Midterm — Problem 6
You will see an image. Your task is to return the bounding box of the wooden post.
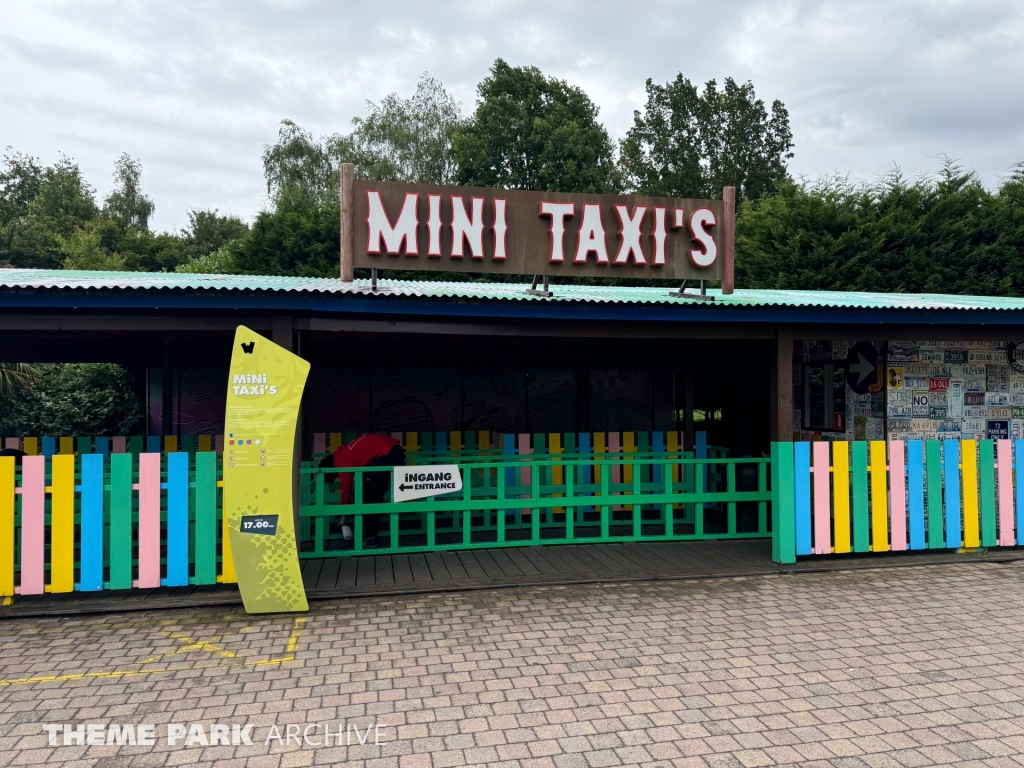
[272,315,293,351]
[771,326,794,442]
[339,163,355,282]
[722,186,735,295]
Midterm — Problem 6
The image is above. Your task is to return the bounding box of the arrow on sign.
[850,352,875,385]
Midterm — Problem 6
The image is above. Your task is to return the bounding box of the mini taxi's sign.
[223,326,309,614]
[393,465,463,503]
[348,179,729,282]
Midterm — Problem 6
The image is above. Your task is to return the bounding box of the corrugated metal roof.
[2,268,1024,312]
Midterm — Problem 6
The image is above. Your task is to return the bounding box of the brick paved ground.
[3,562,1024,767]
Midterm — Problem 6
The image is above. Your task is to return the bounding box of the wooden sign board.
[341,172,734,290]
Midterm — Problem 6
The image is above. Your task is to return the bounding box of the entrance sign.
[393,465,463,503]
[346,178,730,283]
[223,326,309,614]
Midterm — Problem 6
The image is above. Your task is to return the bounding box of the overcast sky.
[1,0,1022,232]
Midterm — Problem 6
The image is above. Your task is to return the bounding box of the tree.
[0,149,43,230]
[232,189,339,278]
[103,153,155,230]
[4,154,99,269]
[262,120,338,205]
[253,75,464,278]
[339,73,465,184]
[0,363,41,395]
[620,75,794,201]
[175,209,248,274]
[451,59,619,194]
[735,159,1024,295]
[0,363,144,437]
[180,209,249,260]
[262,75,465,205]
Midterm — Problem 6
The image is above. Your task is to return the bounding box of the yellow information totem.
[223,326,309,613]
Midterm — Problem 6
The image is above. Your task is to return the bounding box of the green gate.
[300,452,771,557]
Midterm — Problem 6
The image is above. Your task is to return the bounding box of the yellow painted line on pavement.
[0,616,306,687]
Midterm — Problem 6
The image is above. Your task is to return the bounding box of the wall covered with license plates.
[794,339,1024,443]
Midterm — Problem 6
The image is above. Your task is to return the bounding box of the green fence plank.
[771,442,796,564]
[979,439,997,548]
[108,453,133,589]
[194,452,218,585]
[926,440,944,548]
[127,435,143,457]
[851,441,870,553]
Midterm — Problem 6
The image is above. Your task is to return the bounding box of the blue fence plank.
[434,431,447,453]
[502,434,516,517]
[165,452,190,587]
[146,435,161,453]
[41,437,56,458]
[652,431,665,483]
[93,436,109,457]
[696,431,708,492]
[907,440,926,550]
[1016,440,1024,546]
[78,453,104,591]
[794,441,812,556]
[944,440,961,549]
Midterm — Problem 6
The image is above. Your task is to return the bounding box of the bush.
[0,364,144,436]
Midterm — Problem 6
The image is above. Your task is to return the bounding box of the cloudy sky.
[1,0,1022,231]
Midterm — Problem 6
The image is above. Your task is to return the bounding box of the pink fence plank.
[889,440,907,551]
[112,436,126,453]
[997,439,1015,546]
[313,433,326,454]
[517,434,532,485]
[18,455,46,595]
[137,453,162,588]
[4,438,19,450]
[214,435,224,453]
[609,432,622,485]
[812,442,832,554]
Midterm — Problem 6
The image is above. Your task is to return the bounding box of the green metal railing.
[299,453,771,558]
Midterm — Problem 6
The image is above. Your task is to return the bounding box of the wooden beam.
[721,186,735,295]
[0,315,270,332]
[339,163,355,282]
[772,326,794,442]
[307,317,776,340]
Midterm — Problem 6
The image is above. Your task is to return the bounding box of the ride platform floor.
[4,539,1024,618]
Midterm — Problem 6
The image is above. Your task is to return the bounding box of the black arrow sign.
[399,483,412,491]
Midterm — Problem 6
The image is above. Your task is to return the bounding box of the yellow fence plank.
[0,457,14,597]
[50,454,76,592]
[869,441,889,552]
[832,441,851,553]
[962,439,980,548]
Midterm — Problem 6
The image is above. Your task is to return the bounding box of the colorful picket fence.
[772,439,1022,564]
[313,430,722,464]
[0,452,228,598]
[1,435,224,456]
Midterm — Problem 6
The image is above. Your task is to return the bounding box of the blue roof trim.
[5,288,1024,326]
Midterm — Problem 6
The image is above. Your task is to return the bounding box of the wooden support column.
[161,340,173,436]
[771,326,794,442]
[684,365,694,452]
[339,163,355,282]
[272,315,293,352]
[721,186,735,295]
